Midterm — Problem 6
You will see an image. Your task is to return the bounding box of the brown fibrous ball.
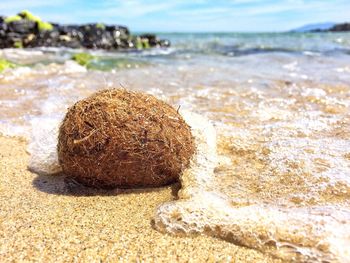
[57,89,195,189]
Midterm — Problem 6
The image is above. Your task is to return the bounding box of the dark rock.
[26,30,60,47]
[7,19,37,34]
[106,25,129,38]
[58,25,83,39]
[79,24,113,49]
[140,34,158,46]
[159,39,171,48]
[309,22,350,32]
[0,32,23,48]
[0,19,7,35]
[329,23,350,32]
[139,34,170,48]
[106,25,130,49]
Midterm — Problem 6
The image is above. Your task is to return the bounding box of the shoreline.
[0,135,277,262]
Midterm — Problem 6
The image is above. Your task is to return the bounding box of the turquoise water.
[159,32,350,56]
[2,32,350,67]
[1,32,350,262]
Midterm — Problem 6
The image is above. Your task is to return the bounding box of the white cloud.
[100,0,183,17]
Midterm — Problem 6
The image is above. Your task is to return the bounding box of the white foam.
[156,199,350,261]
[27,116,63,175]
[177,110,218,197]
[154,108,350,262]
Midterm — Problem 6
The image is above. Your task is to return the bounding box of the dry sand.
[0,135,279,262]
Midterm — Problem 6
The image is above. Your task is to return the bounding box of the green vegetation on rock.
[72,53,95,67]
[142,39,150,49]
[17,10,53,31]
[13,41,23,48]
[136,37,143,50]
[0,59,17,72]
[135,37,151,50]
[37,21,53,31]
[19,10,41,22]
[4,15,22,23]
[96,23,105,30]
[71,53,147,71]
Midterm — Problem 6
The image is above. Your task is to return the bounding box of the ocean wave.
[157,32,350,57]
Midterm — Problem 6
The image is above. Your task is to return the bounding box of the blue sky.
[0,0,349,32]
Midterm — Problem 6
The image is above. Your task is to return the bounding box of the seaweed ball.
[58,88,195,189]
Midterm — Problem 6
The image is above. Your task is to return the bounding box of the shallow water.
[1,32,350,262]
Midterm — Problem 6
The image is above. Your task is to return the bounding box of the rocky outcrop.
[309,22,350,32]
[0,11,170,50]
[328,23,350,32]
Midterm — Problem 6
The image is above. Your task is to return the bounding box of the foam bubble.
[27,116,63,175]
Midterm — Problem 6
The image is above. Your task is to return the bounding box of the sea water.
[1,32,350,262]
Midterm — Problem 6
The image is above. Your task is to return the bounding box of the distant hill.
[291,22,335,32]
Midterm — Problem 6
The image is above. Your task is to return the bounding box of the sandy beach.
[0,135,278,262]
[0,2,350,261]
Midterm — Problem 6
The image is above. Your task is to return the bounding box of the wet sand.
[0,135,278,262]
